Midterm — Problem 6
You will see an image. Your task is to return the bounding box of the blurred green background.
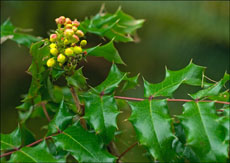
[1,1,229,162]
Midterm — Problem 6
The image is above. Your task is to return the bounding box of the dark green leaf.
[83,93,119,144]
[66,67,87,90]
[48,99,73,135]
[80,7,144,43]
[87,40,125,65]
[1,18,41,47]
[20,124,36,146]
[127,100,176,161]
[0,126,21,150]
[9,141,58,162]
[92,64,126,94]
[218,108,230,142]
[120,73,140,92]
[190,72,229,99]
[144,61,205,97]
[54,124,116,162]
[180,102,228,162]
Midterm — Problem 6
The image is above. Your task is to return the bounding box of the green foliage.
[1,6,229,163]
[9,141,58,162]
[79,7,145,42]
[128,100,176,161]
[54,124,116,162]
[87,40,125,65]
[180,102,228,162]
[0,19,41,47]
[144,61,205,97]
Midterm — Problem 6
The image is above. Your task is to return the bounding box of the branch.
[69,86,87,130]
[0,133,60,158]
[116,142,138,163]
[41,102,51,122]
[114,96,230,105]
[70,86,82,114]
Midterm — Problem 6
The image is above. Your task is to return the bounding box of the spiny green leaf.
[120,73,140,92]
[83,93,119,144]
[66,67,87,90]
[144,61,205,97]
[48,99,73,135]
[127,100,176,161]
[54,124,116,162]
[190,72,229,99]
[180,102,228,162]
[208,90,230,102]
[92,64,126,94]
[218,108,230,142]
[0,126,21,150]
[1,18,41,47]
[9,141,58,162]
[87,40,125,65]
[20,124,36,146]
[80,7,144,43]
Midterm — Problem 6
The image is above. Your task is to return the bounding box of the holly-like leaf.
[120,73,140,92]
[180,102,228,162]
[83,93,119,144]
[80,7,144,43]
[92,64,126,94]
[66,67,87,90]
[144,61,205,97]
[190,72,229,99]
[218,108,230,142]
[20,124,36,146]
[9,141,58,162]
[0,126,21,150]
[54,124,116,162]
[87,40,125,65]
[48,99,73,135]
[208,90,230,102]
[127,100,176,161]
[1,18,41,47]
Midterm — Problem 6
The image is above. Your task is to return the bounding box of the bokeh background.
[1,1,229,162]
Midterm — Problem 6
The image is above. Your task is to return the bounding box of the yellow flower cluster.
[47,16,87,68]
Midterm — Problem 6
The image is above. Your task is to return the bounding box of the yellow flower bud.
[47,58,56,67]
[57,54,66,63]
[64,39,69,45]
[65,48,74,56]
[50,48,58,56]
[73,46,82,54]
[49,43,57,49]
[80,40,87,47]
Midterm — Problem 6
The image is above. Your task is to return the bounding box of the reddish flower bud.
[72,34,79,43]
[50,34,57,42]
[65,18,72,24]
[72,19,80,27]
[55,16,65,24]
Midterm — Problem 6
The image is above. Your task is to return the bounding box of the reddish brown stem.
[0,133,60,158]
[70,86,87,130]
[41,102,51,122]
[116,142,138,163]
[70,86,82,114]
[114,96,230,105]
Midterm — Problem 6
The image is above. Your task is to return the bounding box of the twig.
[114,96,230,105]
[0,133,60,158]
[70,86,82,114]
[116,142,138,163]
[69,86,87,130]
[41,102,51,122]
